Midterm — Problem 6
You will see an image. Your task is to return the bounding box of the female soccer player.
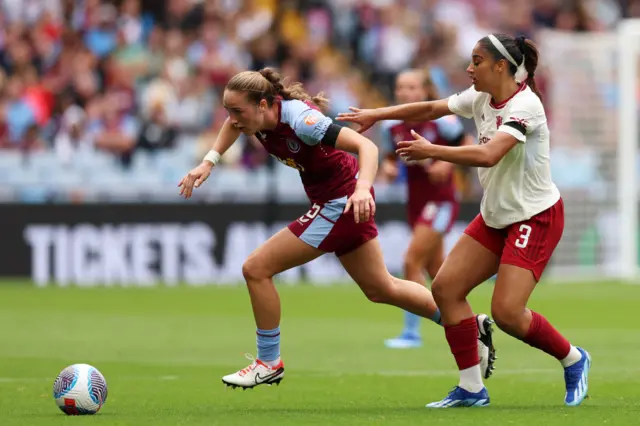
[178,68,495,389]
[338,34,591,408]
[380,68,476,350]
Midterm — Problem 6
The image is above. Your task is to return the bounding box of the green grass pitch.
[0,280,638,425]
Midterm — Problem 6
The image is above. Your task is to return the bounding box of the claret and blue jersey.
[254,99,359,204]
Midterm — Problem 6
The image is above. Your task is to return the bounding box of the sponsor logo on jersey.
[270,154,305,171]
[286,139,301,153]
[304,114,319,126]
[496,116,503,128]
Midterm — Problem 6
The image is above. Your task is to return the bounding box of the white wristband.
[203,150,221,166]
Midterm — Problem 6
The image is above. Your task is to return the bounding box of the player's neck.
[490,80,521,106]
[262,104,280,130]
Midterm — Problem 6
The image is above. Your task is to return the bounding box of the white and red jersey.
[448,84,560,229]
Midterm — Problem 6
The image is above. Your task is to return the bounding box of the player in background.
[178,68,495,390]
[338,34,591,408]
[379,69,481,350]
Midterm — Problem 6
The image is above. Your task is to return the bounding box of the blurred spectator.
[53,91,92,165]
[0,0,629,202]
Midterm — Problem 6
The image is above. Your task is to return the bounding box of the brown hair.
[418,68,440,101]
[226,67,329,110]
[478,34,541,100]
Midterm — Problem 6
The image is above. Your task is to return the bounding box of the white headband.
[487,34,528,83]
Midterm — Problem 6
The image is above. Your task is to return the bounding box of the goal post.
[537,24,639,282]
[617,19,639,282]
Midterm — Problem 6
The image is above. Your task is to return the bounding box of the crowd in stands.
[0,0,634,202]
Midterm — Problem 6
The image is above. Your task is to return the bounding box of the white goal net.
[538,23,639,282]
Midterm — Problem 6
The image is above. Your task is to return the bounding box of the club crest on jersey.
[286,139,301,153]
[496,116,503,128]
[424,129,436,141]
[304,114,318,126]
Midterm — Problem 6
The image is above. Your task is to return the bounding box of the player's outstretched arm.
[179,118,241,198]
[336,99,453,134]
[397,130,518,168]
[334,126,378,223]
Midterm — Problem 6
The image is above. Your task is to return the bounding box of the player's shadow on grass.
[235,404,604,415]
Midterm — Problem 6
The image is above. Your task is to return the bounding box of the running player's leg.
[386,202,456,348]
[493,199,590,406]
[385,224,444,348]
[425,214,502,408]
[222,227,323,389]
[338,234,497,382]
[338,237,440,318]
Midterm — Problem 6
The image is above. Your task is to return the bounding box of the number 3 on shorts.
[515,224,532,248]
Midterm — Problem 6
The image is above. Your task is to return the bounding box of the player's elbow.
[478,148,501,167]
[364,138,379,158]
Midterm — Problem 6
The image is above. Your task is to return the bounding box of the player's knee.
[491,300,525,334]
[241,255,270,282]
[362,277,395,304]
[403,253,422,276]
[431,275,453,306]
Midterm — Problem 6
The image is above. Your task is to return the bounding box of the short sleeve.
[281,100,332,146]
[447,86,478,119]
[434,115,465,145]
[497,94,544,143]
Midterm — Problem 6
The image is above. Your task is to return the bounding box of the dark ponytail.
[479,34,542,100]
[515,36,542,100]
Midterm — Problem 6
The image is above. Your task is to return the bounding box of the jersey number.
[515,224,532,248]
[299,203,321,223]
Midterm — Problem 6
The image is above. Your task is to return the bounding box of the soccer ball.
[53,364,108,415]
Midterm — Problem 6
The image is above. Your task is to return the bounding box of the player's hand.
[427,160,452,184]
[396,129,434,162]
[336,107,379,134]
[344,184,376,224]
[178,161,214,199]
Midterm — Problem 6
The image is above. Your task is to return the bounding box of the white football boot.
[222,354,285,389]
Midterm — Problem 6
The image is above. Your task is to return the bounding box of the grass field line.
[1,365,636,384]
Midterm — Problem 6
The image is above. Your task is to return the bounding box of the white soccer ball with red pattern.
[53,364,108,415]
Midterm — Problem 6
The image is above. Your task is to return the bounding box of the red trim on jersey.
[490,83,527,109]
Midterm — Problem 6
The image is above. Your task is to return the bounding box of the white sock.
[262,357,281,368]
[458,365,484,393]
[560,346,582,368]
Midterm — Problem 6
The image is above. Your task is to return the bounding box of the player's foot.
[426,386,490,408]
[564,347,591,406]
[222,354,284,389]
[477,314,497,379]
[384,332,422,349]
